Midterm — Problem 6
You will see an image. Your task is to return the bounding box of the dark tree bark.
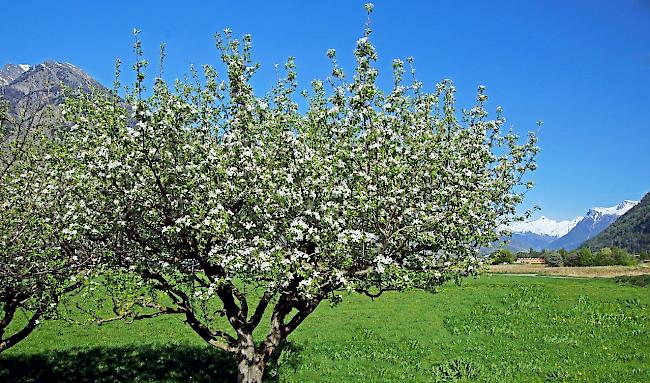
[0,293,44,353]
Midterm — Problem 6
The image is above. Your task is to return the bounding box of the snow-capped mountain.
[584,193,650,253]
[0,63,30,85]
[587,200,638,221]
[500,216,582,252]
[548,200,639,250]
[498,200,639,253]
[509,216,582,237]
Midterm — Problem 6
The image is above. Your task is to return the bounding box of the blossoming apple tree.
[0,102,87,353]
[62,5,537,382]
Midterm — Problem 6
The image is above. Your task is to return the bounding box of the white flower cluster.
[1,121,93,341]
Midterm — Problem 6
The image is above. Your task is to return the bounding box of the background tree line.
[490,247,647,267]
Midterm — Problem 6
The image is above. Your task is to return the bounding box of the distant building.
[516,257,546,265]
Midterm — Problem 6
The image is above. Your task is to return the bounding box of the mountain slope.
[549,200,639,251]
[0,64,30,85]
[583,193,650,253]
[1,61,104,115]
[505,232,557,252]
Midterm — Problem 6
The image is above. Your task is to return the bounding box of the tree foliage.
[0,101,86,353]
[544,252,563,267]
[490,249,515,264]
[558,247,638,267]
[61,6,537,382]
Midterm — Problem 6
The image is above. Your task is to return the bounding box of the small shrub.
[491,249,515,264]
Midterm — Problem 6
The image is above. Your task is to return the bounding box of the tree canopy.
[58,6,537,382]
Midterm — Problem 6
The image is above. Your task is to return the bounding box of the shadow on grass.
[614,274,650,287]
[0,343,237,383]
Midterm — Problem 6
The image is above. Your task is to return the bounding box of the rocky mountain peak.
[0,63,31,86]
[1,60,105,114]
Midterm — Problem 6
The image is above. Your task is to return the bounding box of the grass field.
[1,274,648,382]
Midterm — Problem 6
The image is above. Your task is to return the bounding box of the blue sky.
[2,0,648,220]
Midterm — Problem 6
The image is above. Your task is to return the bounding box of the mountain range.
[505,216,581,252]
[506,200,639,252]
[583,192,650,254]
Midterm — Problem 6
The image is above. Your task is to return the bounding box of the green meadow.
[2,274,648,383]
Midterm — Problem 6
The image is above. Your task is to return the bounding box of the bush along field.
[1,274,648,383]
[489,247,646,268]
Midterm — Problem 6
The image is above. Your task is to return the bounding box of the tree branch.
[0,307,43,353]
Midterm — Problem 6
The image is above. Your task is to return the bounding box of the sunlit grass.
[2,275,648,382]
